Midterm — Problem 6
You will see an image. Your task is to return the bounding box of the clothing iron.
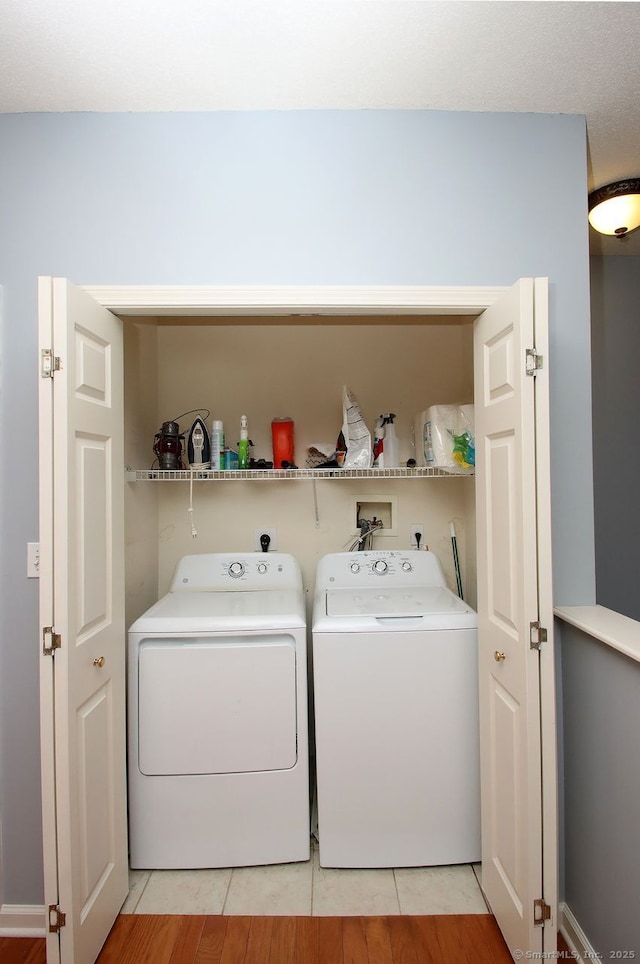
[187,417,211,469]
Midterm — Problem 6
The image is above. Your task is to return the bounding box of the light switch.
[27,542,40,578]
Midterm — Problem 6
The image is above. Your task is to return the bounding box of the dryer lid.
[129,588,306,633]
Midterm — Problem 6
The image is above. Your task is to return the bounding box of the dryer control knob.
[228,561,245,578]
[350,562,360,573]
[401,561,413,572]
[372,559,388,574]
[257,563,268,574]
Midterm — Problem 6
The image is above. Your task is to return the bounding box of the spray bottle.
[238,415,250,469]
[382,413,399,467]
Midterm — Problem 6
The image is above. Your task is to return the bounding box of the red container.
[272,417,295,468]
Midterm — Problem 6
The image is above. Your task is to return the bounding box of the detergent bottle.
[272,417,295,468]
[238,415,250,469]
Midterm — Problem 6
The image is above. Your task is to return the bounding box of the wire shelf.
[127,467,473,482]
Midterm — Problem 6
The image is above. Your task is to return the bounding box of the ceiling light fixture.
[588,178,640,238]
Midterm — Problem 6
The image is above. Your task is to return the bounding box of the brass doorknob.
[93,656,106,668]
[494,651,506,662]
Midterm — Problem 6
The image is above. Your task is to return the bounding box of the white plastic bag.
[423,404,475,473]
[342,386,373,469]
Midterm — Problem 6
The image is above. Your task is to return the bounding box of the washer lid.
[129,588,306,633]
[326,585,468,617]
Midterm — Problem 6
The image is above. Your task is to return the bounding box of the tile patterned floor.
[122,844,487,916]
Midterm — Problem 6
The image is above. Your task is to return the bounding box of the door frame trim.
[76,281,556,944]
[82,284,507,316]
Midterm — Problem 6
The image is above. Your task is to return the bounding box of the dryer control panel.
[169,552,302,591]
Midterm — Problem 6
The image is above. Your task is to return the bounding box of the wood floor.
[0,935,46,964]
[1,914,514,963]
[1,915,574,963]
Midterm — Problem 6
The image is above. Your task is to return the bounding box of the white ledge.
[554,605,640,665]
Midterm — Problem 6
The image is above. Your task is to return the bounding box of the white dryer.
[128,552,309,869]
[312,549,480,869]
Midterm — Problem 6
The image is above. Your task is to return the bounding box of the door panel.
[490,678,521,906]
[77,684,114,906]
[487,433,518,626]
[39,277,127,964]
[77,434,110,633]
[474,278,552,955]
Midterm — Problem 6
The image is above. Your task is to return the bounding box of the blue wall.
[0,110,593,903]
[562,622,640,953]
[557,254,640,954]
[590,255,640,618]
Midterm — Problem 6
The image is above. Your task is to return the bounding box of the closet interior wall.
[123,317,477,626]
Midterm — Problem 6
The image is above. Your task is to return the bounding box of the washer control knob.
[401,561,413,572]
[257,563,268,574]
[228,561,245,578]
[350,562,360,573]
[372,559,388,574]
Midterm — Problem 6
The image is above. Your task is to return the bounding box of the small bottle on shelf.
[210,419,224,470]
[238,415,250,469]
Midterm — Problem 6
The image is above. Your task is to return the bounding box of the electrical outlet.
[254,528,277,552]
[27,542,40,578]
[410,524,424,548]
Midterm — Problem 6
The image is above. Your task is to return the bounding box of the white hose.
[188,471,198,538]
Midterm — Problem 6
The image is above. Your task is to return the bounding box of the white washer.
[312,549,480,868]
[128,552,309,869]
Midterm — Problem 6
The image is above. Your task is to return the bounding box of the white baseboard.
[560,901,599,964]
[0,903,47,936]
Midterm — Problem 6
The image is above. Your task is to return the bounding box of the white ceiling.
[2,0,639,254]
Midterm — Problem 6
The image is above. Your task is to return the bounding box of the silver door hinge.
[530,621,548,650]
[48,904,66,933]
[41,348,61,378]
[533,898,551,926]
[525,348,543,375]
[43,626,62,656]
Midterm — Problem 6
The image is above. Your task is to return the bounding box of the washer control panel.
[317,549,446,590]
